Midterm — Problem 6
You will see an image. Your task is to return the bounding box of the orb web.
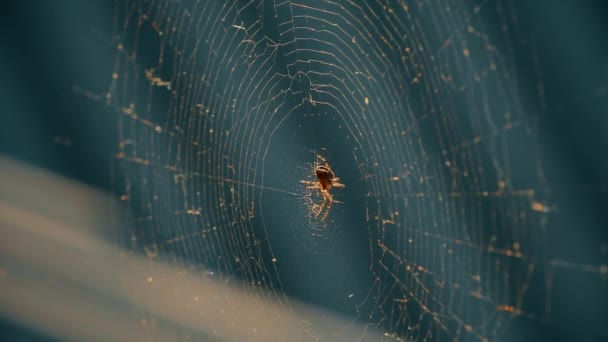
[100,0,608,341]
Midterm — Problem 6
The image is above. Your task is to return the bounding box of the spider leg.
[320,192,333,221]
[316,189,328,218]
[331,178,346,188]
[300,180,317,185]
[300,180,320,190]
[313,152,328,164]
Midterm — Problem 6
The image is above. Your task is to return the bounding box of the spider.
[300,153,345,221]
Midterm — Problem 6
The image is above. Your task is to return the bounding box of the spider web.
[98,0,608,340]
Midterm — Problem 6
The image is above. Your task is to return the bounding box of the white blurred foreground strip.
[0,156,383,341]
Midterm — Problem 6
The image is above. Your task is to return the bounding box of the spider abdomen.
[315,166,334,180]
[315,166,334,189]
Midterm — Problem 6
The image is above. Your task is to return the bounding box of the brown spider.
[300,153,345,221]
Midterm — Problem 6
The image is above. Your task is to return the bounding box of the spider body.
[300,153,345,221]
[315,165,335,189]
